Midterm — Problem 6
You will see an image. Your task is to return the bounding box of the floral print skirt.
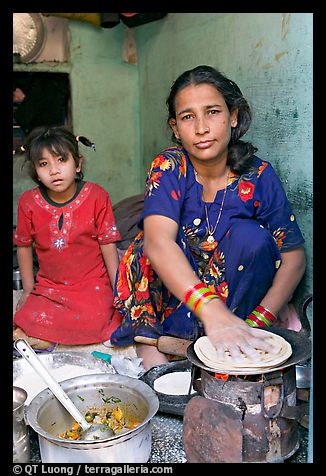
[111,219,281,346]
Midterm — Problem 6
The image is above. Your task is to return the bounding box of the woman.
[110,65,306,369]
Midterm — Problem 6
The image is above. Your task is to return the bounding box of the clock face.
[13,13,46,63]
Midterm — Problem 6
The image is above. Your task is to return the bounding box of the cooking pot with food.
[26,373,159,463]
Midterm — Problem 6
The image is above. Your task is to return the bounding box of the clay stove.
[184,328,310,463]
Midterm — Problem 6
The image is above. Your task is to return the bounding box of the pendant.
[207,235,215,244]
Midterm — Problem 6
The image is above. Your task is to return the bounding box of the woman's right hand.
[142,217,277,361]
[200,299,276,362]
[16,290,31,311]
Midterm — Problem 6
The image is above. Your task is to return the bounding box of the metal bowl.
[141,360,198,416]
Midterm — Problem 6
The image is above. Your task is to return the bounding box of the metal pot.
[13,386,30,463]
[26,373,159,463]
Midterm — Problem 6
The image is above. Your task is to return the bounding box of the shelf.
[13,62,71,73]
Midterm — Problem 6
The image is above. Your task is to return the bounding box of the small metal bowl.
[140,359,198,416]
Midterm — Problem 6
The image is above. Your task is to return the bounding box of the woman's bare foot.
[136,343,169,370]
[13,327,54,350]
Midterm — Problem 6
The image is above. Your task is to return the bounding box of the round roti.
[194,330,292,375]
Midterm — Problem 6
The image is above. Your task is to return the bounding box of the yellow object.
[42,13,101,28]
[112,406,123,422]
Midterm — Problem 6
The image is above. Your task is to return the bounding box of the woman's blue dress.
[111,146,304,346]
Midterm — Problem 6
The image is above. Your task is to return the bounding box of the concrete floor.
[27,412,308,463]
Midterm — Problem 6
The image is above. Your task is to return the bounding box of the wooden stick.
[134,336,158,346]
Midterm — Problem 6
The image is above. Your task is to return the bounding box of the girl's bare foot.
[13,327,54,350]
[136,343,169,370]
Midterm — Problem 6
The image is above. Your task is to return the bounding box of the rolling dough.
[154,371,195,395]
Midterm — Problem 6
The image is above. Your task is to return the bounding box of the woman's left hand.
[201,299,276,361]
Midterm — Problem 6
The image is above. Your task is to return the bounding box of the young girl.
[110,65,306,369]
[13,126,122,349]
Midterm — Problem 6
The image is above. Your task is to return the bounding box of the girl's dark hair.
[166,65,257,174]
[14,126,95,184]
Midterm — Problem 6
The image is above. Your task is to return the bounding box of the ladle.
[14,339,114,441]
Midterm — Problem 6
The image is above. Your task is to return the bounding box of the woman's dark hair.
[166,65,257,174]
[14,126,95,184]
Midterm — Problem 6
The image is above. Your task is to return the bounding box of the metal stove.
[184,328,311,463]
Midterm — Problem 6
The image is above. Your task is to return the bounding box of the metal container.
[13,351,114,405]
[26,373,159,463]
[295,364,311,389]
[13,386,30,463]
[13,269,23,290]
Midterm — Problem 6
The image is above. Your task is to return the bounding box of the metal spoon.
[14,339,114,441]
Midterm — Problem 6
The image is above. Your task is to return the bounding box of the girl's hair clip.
[13,144,26,156]
[76,135,96,151]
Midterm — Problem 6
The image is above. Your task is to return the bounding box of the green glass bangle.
[252,309,271,327]
[194,294,219,315]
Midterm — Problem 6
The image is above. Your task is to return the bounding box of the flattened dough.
[154,371,195,395]
[194,330,292,375]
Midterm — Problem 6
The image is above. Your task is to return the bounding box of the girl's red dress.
[13,182,122,344]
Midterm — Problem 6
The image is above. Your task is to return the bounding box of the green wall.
[13,21,142,221]
[68,21,141,203]
[13,13,312,298]
[135,12,313,298]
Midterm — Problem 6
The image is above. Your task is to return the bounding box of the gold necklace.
[195,170,229,244]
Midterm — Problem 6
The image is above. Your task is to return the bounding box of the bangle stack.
[183,283,219,315]
[245,305,277,328]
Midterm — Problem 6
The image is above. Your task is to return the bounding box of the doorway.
[13,72,71,152]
